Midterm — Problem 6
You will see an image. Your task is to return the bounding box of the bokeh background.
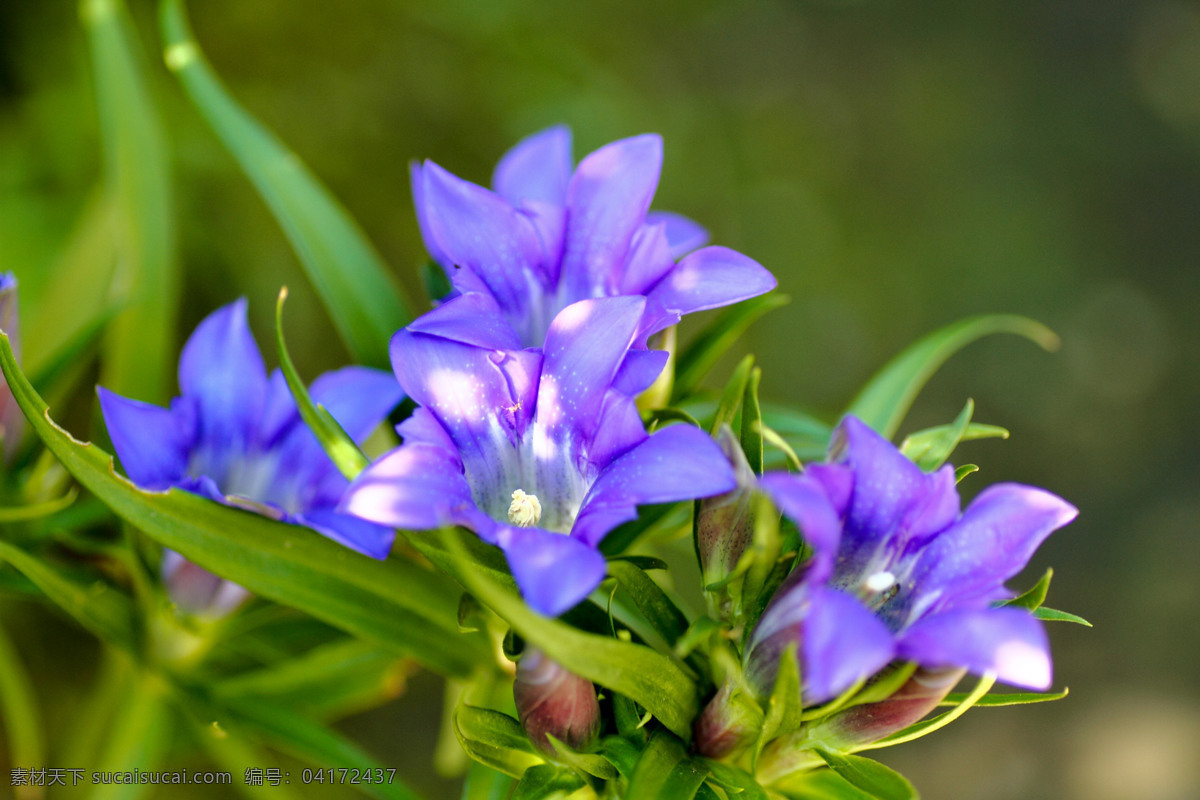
[2,1,1198,798]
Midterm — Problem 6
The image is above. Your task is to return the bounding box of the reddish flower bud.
[513,647,600,753]
[0,273,23,463]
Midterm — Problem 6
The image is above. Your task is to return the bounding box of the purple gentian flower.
[409,126,776,354]
[98,300,403,569]
[747,416,1077,703]
[339,295,737,616]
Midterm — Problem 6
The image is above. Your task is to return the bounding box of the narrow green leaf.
[606,560,690,646]
[83,0,178,404]
[600,736,642,778]
[1000,568,1052,611]
[90,670,172,800]
[846,315,1059,439]
[709,356,754,436]
[0,488,78,523]
[419,260,453,305]
[1033,607,1092,627]
[437,528,700,739]
[185,719,305,800]
[454,705,544,779]
[740,367,764,475]
[861,673,995,750]
[0,539,137,651]
[461,762,516,800]
[938,687,1068,707]
[814,750,918,800]
[774,768,876,800]
[675,294,790,401]
[646,407,703,432]
[0,334,485,677]
[0,622,44,787]
[627,730,709,800]
[704,761,770,800]
[275,287,369,479]
[755,643,804,768]
[900,400,974,471]
[953,465,979,483]
[673,616,721,660]
[160,0,410,367]
[758,422,804,472]
[547,736,620,781]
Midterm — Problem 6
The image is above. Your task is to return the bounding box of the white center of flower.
[864,570,897,593]
[508,489,543,528]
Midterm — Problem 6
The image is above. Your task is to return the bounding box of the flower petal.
[644,211,709,259]
[612,349,669,397]
[586,391,648,470]
[898,607,1053,690]
[492,125,573,207]
[422,161,546,316]
[912,483,1078,610]
[98,388,193,490]
[574,423,735,547]
[647,246,776,317]
[295,507,396,560]
[561,134,663,299]
[339,443,482,534]
[759,470,848,584]
[410,161,451,268]
[406,291,522,351]
[177,299,269,476]
[620,222,676,296]
[496,525,608,616]
[309,366,405,443]
[536,297,644,446]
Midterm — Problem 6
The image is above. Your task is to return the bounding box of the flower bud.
[162,550,249,618]
[513,647,600,753]
[693,679,764,759]
[0,273,24,463]
[697,427,757,605]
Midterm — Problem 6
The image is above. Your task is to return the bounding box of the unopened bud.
[697,427,757,602]
[162,550,249,618]
[693,679,764,759]
[513,647,600,753]
[0,273,23,463]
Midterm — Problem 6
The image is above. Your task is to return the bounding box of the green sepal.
[510,764,585,800]
[740,367,765,475]
[753,642,805,768]
[1033,607,1092,626]
[274,287,369,480]
[710,356,755,436]
[605,559,690,646]
[953,465,979,483]
[626,730,710,800]
[704,761,771,800]
[814,749,918,800]
[846,315,1058,439]
[899,400,1010,472]
[160,0,410,368]
[547,735,620,781]
[938,687,1068,707]
[674,294,790,401]
[1000,568,1052,611]
[454,705,545,779]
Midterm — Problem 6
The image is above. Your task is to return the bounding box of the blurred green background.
[2,1,1197,798]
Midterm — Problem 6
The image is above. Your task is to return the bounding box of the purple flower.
[410,126,776,352]
[339,295,737,616]
[747,415,1077,704]
[98,300,403,568]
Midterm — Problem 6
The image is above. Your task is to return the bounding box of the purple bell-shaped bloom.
[409,126,776,352]
[98,300,402,613]
[746,415,1078,705]
[339,295,737,616]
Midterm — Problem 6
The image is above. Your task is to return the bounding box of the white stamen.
[508,489,542,528]
[865,570,897,593]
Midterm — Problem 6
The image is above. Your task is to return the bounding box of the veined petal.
[644,211,709,259]
[620,222,675,296]
[912,483,1078,610]
[422,161,545,317]
[493,125,573,207]
[573,423,735,547]
[98,388,193,490]
[536,297,644,445]
[647,246,776,317]
[898,607,1052,690]
[406,292,522,353]
[561,134,663,299]
[177,299,269,473]
[339,443,480,532]
[496,525,608,616]
[802,587,897,703]
[295,507,396,561]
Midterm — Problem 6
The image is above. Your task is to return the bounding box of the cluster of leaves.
[0,2,1087,799]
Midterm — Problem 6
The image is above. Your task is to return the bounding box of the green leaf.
[740,367,764,475]
[510,764,585,800]
[814,750,918,800]
[646,407,703,432]
[755,643,804,767]
[0,333,485,677]
[674,616,721,660]
[274,287,370,479]
[674,294,790,401]
[938,687,1068,707]
[436,528,700,739]
[419,260,454,306]
[627,730,709,800]
[547,736,620,781]
[0,538,137,651]
[160,0,410,368]
[1033,607,1092,626]
[759,404,833,460]
[900,403,1009,473]
[0,622,44,788]
[90,670,173,800]
[846,315,1059,439]
[461,762,516,800]
[774,768,876,800]
[605,559,690,646]
[758,422,804,472]
[704,761,770,800]
[709,356,754,436]
[454,705,544,779]
[83,0,178,404]
[1000,568,1052,611]
[0,488,78,523]
[953,465,979,483]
